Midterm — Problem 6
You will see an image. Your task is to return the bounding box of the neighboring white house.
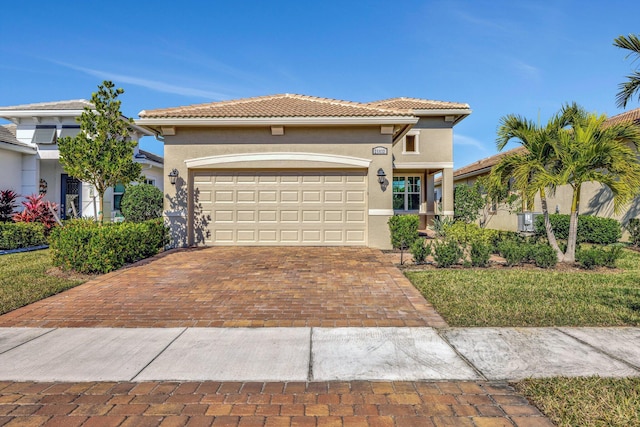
[0,100,164,220]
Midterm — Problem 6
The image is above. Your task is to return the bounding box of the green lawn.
[516,377,640,427]
[0,249,87,315]
[406,248,640,327]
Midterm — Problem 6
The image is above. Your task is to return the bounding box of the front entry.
[60,174,81,219]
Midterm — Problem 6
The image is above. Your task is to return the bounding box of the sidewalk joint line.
[0,328,56,356]
[129,327,188,381]
[308,327,314,381]
[555,327,640,372]
[437,327,488,381]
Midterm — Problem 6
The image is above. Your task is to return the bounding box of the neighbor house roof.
[136,149,164,165]
[0,100,93,111]
[0,124,36,153]
[604,107,640,127]
[367,97,470,110]
[139,93,415,119]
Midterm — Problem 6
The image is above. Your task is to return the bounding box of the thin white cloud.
[54,61,229,100]
[454,134,487,151]
[513,60,541,80]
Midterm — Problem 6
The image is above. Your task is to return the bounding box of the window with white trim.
[393,176,421,211]
[403,132,419,154]
[144,179,156,186]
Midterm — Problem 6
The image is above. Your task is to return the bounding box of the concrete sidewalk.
[1,327,638,382]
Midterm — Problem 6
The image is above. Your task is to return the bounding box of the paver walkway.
[0,247,445,328]
[0,381,553,427]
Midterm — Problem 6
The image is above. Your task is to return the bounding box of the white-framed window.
[403,132,419,154]
[144,179,156,186]
[393,175,421,211]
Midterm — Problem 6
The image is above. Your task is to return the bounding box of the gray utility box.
[517,212,541,233]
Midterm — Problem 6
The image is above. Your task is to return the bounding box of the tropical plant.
[57,81,142,223]
[0,190,18,222]
[554,110,640,261]
[388,214,419,265]
[491,104,580,261]
[614,34,640,108]
[13,194,58,232]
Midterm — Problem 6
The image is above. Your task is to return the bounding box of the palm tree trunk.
[565,185,581,263]
[539,188,563,261]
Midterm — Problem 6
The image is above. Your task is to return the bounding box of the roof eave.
[135,116,419,127]
[0,109,89,119]
[412,108,472,125]
[0,141,37,154]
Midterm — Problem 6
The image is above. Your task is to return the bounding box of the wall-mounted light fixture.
[377,168,386,185]
[168,168,179,185]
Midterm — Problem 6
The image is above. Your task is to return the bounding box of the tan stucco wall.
[392,117,454,164]
[163,125,396,248]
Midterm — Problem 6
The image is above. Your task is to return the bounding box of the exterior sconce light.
[377,168,386,185]
[168,168,179,185]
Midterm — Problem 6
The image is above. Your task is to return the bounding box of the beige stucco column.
[442,167,454,218]
[425,171,435,226]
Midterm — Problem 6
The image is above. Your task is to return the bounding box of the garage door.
[193,170,367,246]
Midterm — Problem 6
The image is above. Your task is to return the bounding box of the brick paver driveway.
[0,247,445,328]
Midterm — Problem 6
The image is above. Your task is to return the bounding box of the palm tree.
[491,105,579,261]
[614,34,640,108]
[554,109,640,261]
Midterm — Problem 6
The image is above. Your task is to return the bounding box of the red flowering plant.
[13,194,59,233]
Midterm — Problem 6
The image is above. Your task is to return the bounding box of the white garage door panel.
[193,170,367,246]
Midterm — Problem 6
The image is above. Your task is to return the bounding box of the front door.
[60,174,81,219]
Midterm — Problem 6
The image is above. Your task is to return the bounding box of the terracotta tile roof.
[139,94,416,119]
[452,146,527,179]
[368,97,470,110]
[604,107,640,127]
[0,100,93,111]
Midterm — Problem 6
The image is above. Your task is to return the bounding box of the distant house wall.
[0,149,25,194]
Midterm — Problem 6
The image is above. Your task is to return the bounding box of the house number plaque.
[372,146,388,155]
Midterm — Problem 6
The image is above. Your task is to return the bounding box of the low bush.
[432,239,463,268]
[50,218,167,274]
[625,218,640,247]
[429,216,453,237]
[410,238,431,264]
[534,214,621,244]
[120,183,163,223]
[469,239,491,267]
[497,240,527,266]
[576,245,624,269]
[443,222,485,244]
[532,244,557,269]
[0,190,18,222]
[0,222,47,250]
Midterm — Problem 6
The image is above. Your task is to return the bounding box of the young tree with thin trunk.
[58,81,142,223]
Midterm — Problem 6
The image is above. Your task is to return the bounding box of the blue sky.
[1,0,638,168]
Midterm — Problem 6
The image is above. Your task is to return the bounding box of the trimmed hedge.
[121,183,163,223]
[388,215,419,249]
[50,218,168,273]
[534,214,621,244]
[0,222,47,250]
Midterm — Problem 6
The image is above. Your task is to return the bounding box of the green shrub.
[444,222,485,244]
[50,218,168,273]
[533,244,557,269]
[0,222,47,250]
[625,218,640,247]
[534,214,621,244]
[410,238,431,264]
[576,245,623,269]
[120,183,163,223]
[432,239,463,268]
[469,239,491,267]
[497,240,526,266]
[430,216,453,238]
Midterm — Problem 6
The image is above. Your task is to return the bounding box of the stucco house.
[0,100,164,220]
[136,94,470,249]
[444,108,640,235]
